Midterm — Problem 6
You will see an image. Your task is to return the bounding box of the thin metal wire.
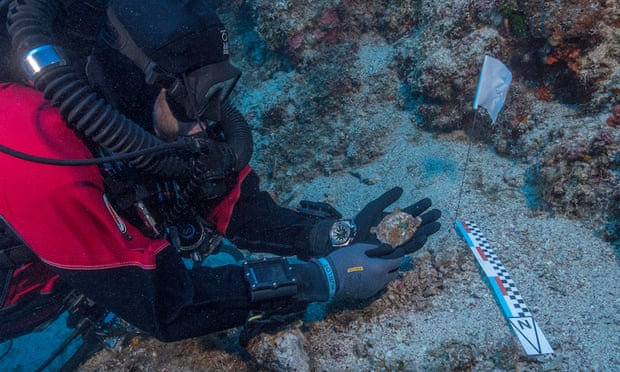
[453,109,479,223]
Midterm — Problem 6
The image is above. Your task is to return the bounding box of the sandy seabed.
[81,108,619,371]
[295,127,619,371]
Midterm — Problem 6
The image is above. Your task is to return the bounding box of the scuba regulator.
[4,0,253,261]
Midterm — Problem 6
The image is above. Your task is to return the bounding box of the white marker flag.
[473,55,512,124]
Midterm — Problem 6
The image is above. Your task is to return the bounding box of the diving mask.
[103,0,241,122]
[169,60,241,123]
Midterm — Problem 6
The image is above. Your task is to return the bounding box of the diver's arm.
[49,247,250,341]
[223,172,442,261]
[223,170,335,259]
[48,244,337,342]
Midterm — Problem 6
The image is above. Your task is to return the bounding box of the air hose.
[219,100,253,172]
[6,0,254,229]
[6,0,191,177]
[165,102,252,224]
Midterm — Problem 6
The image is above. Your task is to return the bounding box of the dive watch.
[329,219,357,247]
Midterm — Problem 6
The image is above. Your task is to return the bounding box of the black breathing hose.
[6,0,254,222]
[6,0,191,177]
[165,103,253,223]
[0,139,196,166]
[6,0,253,179]
[219,101,253,172]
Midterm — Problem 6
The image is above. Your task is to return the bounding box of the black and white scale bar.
[455,220,554,355]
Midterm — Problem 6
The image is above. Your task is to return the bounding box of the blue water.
[0,312,83,371]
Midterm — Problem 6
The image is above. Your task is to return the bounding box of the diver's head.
[88,0,240,124]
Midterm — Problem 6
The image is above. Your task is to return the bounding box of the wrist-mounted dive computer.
[243,257,298,302]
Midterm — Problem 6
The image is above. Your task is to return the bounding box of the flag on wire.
[473,55,512,124]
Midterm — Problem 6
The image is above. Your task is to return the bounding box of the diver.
[0,0,441,367]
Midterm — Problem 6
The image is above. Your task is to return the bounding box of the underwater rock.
[425,340,479,371]
[245,326,310,372]
[525,124,620,219]
[248,0,422,62]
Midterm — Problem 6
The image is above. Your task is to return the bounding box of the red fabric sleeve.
[0,84,266,341]
[2,262,62,307]
[207,165,252,234]
[0,83,169,270]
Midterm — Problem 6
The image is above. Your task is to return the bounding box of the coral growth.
[245,325,310,372]
[525,124,620,220]
[520,0,620,108]
[79,330,252,371]
[217,0,620,235]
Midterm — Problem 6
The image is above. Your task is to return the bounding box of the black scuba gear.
[103,0,242,123]
[6,0,189,177]
[0,138,195,166]
[6,0,252,178]
[6,0,253,234]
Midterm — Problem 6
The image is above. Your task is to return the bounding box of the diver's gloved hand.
[314,243,402,300]
[307,187,441,259]
[353,187,441,258]
[295,243,402,301]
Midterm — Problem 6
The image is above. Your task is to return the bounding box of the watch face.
[330,220,356,247]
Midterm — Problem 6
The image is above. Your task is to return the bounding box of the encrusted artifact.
[370,207,421,248]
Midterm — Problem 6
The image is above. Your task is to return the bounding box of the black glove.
[307,187,441,258]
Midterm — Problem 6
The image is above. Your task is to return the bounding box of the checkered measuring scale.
[455,220,554,355]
